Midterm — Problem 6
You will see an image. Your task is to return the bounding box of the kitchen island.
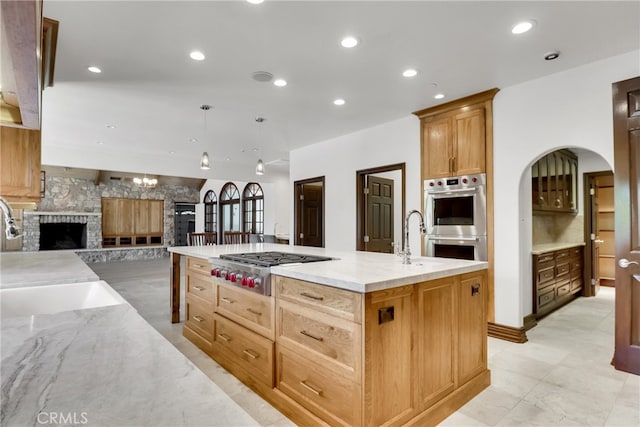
[0,251,259,426]
[168,243,490,426]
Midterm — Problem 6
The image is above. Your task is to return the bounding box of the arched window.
[203,190,217,234]
[220,183,240,234]
[243,183,264,234]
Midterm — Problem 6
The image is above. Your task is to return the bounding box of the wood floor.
[90,258,639,427]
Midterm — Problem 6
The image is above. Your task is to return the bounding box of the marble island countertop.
[1,304,259,426]
[168,243,488,293]
[0,251,99,289]
[531,242,585,255]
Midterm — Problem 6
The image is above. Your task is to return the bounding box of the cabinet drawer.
[556,282,571,297]
[570,277,583,292]
[569,258,582,275]
[537,266,555,285]
[538,288,555,308]
[186,297,214,341]
[212,314,274,387]
[275,276,362,323]
[555,249,570,261]
[555,263,570,277]
[276,346,359,427]
[187,273,214,306]
[187,256,211,276]
[277,300,360,379]
[216,283,274,339]
[537,253,555,264]
[569,246,582,257]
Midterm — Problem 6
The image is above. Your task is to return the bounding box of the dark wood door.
[591,178,601,295]
[366,176,394,253]
[295,180,324,247]
[612,76,640,375]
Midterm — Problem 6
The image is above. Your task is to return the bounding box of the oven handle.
[428,236,480,242]
[426,187,478,195]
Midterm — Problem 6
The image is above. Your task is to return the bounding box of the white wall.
[290,116,420,251]
[494,50,639,327]
[195,176,290,237]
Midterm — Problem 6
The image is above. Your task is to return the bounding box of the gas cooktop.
[219,251,333,267]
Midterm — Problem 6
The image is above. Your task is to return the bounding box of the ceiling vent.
[252,71,273,82]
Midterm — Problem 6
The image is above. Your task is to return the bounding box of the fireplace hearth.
[40,223,87,250]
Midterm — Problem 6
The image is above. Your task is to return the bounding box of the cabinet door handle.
[452,157,456,172]
[193,315,205,322]
[221,297,234,304]
[300,292,324,301]
[193,264,204,268]
[243,349,259,359]
[193,285,205,291]
[217,333,232,342]
[300,330,324,342]
[299,380,322,396]
[246,308,262,316]
[449,157,453,173]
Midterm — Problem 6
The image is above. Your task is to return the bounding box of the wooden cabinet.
[532,149,578,213]
[533,245,583,318]
[101,198,163,246]
[0,126,41,202]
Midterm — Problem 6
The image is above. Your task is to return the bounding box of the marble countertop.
[532,242,585,255]
[1,304,258,426]
[0,252,99,289]
[168,243,488,293]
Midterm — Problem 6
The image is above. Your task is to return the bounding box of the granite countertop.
[0,252,99,289]
[531,242,585,255]
[1,304,258,426]
[168,243,488,293]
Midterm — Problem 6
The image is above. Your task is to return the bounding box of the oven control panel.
[424,173,486,191]
[210,261,271,296]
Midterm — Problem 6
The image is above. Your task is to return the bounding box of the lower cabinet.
[533,245,584,318]
[182,257,489,427]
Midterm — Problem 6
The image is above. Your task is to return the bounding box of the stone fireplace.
[23,212,101,252]
[40,223,87,250]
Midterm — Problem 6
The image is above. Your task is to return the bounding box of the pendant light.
[255,117,265,176]
[199,104,212,170]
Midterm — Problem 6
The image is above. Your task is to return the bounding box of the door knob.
[618,258,639,268]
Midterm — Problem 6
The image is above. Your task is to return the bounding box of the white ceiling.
[41,1,640,183]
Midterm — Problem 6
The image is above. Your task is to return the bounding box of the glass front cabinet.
[531,149,578,214]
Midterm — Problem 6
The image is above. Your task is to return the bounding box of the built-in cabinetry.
[0,126,41,203]
[101,198,163,246]
[533,245,583,318]
[531,149,578,214]
[182,256,489,427]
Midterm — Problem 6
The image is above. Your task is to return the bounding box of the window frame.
[219,182,241,235]
[242,182,264,234]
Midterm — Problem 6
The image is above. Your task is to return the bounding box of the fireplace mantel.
[24,211,101,216]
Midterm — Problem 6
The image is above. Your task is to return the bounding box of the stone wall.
[22,175,200,261]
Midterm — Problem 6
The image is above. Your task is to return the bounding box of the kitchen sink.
[0,280,128,319]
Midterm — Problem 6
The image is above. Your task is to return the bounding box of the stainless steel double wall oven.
[424,173,487,261]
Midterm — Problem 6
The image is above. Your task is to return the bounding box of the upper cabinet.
[0,126,41,203]
[414,89,498,180]
[531,149,578,214]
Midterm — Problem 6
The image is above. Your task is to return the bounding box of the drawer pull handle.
[243,349,259,359]
[246,308,262,316]
[217,333,232,342]
[299,380,322,396]
[300,330,324,342]
[193,264,204,268]
[193,315,205,323]
[300,292,324,301]
[193,285,205,291]
[221,297,234,304]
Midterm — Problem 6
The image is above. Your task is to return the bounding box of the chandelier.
[133,175,158,188]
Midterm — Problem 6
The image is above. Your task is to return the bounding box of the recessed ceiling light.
[189,138,198,143]
[96,141,104,145]
[169,151,175,155]
[544,51,560,61]
[273,79,287,87]
[402,69,418,78]
[225,157,231,161]
[511,20,535,35]
[106,124,116,129]
[88,66,101,73]
[340,36,359,48]
[434,93,445,100]
[333,98,346,106]
[189,51,205,61]
[247,0,264,4]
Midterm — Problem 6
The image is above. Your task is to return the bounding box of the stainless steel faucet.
[0,196,23,239]
[398,209,427,264]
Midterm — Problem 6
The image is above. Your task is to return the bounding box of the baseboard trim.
[488,322,528,343]
[523,314,538,331]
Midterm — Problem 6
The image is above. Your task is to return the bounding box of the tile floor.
[90,258,639,427]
